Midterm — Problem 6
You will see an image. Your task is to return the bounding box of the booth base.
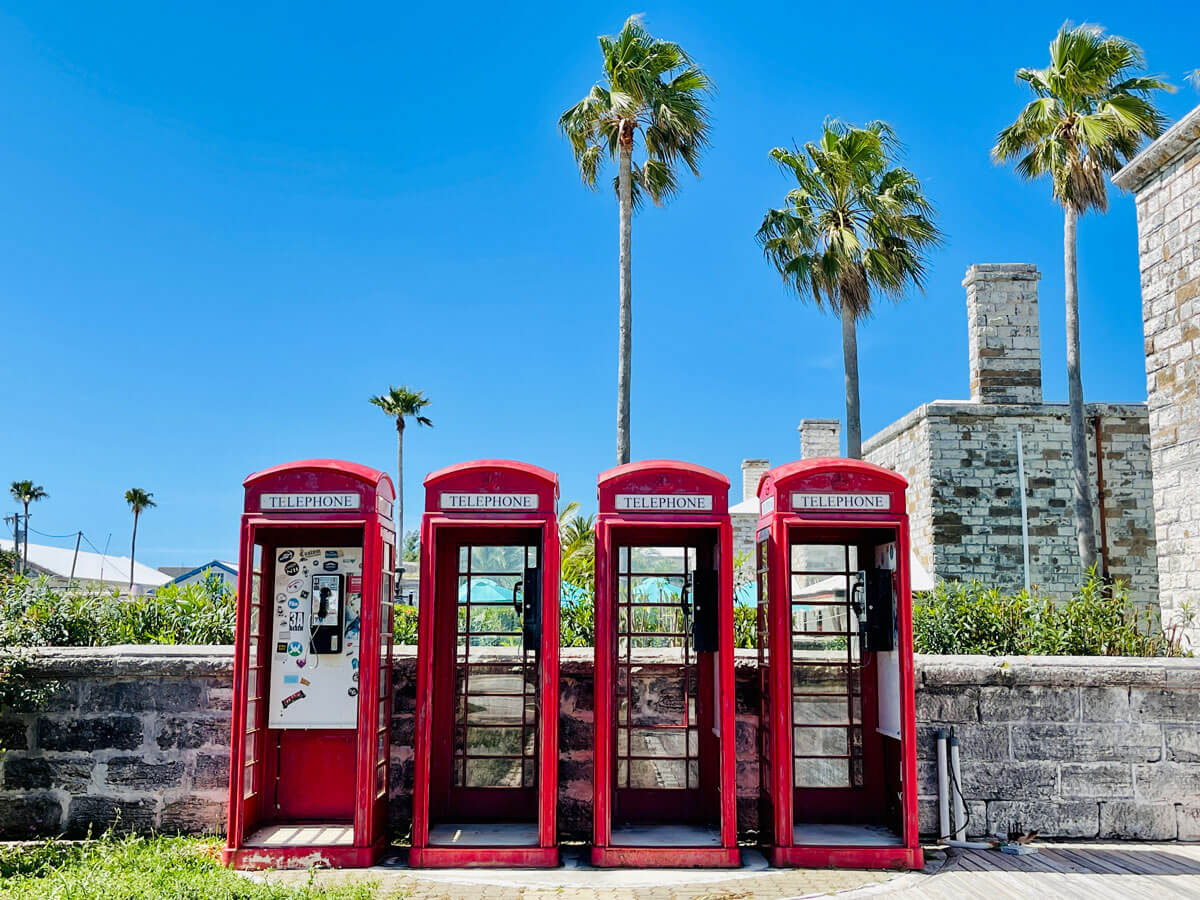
[765,840,923,871]
[223,824,386,870]
[591,846,741,868]
[414,825,557,868]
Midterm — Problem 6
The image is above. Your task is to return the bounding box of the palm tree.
[756,120,941,458]
[124,488,156,592]
[558,501,597,598]
[369,386,433,543]
[559,15,713,465]
[9,480,47,575]
[994,22,1172,572]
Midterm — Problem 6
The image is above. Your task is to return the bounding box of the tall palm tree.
[559,15,713,465]
[369,386,433,543]
[9,480,47,575]
[756,120,941,458]
[124,488,156,592]
[994,22,1171,572]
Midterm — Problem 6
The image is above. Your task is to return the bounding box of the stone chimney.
[964,263,1042,405]
[799,419,841,459]
[741,459,769,502]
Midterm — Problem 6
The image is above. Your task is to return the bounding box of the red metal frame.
[755,458,922,870]
[223,460,396,870]
[592,461,739,868]
[410,460,560,868]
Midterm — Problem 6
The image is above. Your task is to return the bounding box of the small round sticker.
[347,687,359,697]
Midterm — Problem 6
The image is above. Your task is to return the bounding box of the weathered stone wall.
[1114,104,1200,649]
[964,264,1043,405]
[0,647,231,838]
[4,646,1199,842]
[865,401,1158,607]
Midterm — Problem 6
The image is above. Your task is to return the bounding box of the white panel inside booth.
[267,547,363,729]
[874,542,901,741]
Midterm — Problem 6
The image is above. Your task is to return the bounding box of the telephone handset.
[310,573,345,654]
[851,569,896,653]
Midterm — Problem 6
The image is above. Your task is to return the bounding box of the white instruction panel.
[874,541,901,740]
[267,547,363,729]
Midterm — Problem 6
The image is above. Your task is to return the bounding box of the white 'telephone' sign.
[440,492,539,511]
[615,494,713,511]
[791,492,890,511]
[261,493,361,511]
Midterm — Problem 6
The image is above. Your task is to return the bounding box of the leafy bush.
[0,832,384,899]
[733,605,756,649]
[0,570,236,648]
[914,569,1193,657]
[394,603,418,645]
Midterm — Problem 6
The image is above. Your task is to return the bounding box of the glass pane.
[629,758,687,789]
[629,547,686,574]
[617,759,628,786]
[794,757,850,788]
[792,665,849,694]
[466,757,522,787]
[790,544,846,572]
[462,694,524,725]
[794,726,849,756]
[793,695,849,725]
[630,575,684,605]
[525,545,538,568]
[470,546,526,573]
[462,726,525,757]
[628,727,687,757]
[460,665,524,694]
[630,672,686,726]
[459,546,468,571]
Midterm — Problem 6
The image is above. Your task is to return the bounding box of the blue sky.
[2,1,1197,568]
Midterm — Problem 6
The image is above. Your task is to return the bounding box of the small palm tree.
[124,488,156,592]
[756,120,941,458]
[994,22,1172,572]
[369,386,433,543]
[558,501,597,598]
[9,480,48,575]
[559,15,713,465]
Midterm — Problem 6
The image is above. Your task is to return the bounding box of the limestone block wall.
[4,646,1199,841]
[1114,104,1200,649]
[865,402,1158,607]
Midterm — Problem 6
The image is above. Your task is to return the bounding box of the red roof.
[423,459,559,490]
[598,459,730,488]
[759,457,907,496]
[244,459,391,489]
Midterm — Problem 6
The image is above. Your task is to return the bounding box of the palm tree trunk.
[129,510,139,592]
[616,126,633,466]
[21,501,29,575]
[841,299,861,459]
[1064,205,1099,572]
[396,419,405,550]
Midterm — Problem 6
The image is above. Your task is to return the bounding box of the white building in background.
[0,538,170,595]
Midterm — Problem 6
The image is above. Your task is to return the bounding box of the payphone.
[410,460,560,868]
[754,458,920,870]
[591,461,739,868]
[223,460,396,869]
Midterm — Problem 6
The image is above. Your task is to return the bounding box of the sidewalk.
[257,842,1200,899]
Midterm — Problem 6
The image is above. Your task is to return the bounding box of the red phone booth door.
[612,543,716,831]
[431,534,542,836]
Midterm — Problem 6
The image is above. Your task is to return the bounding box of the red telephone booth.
[410,460,560,868]
[755,459,921,870]
[592,461,739,868]
[223,460,396,869]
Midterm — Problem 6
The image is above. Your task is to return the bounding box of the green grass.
[0,834,394,900]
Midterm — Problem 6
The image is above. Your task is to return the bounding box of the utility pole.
[68,530,82,588]
[4,513,22,575]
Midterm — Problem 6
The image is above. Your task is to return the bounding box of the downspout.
[1016,431,1031,594]
[1092,416,1110,580]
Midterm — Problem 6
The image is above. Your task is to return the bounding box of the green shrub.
[561,596,594,648]
[733,605,756,649]
[0,570,236,648]
[914,569,1193,657]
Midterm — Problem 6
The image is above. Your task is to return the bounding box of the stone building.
[1113,104,1200,643]
[862,264,1158,606]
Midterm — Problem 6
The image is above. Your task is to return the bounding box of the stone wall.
[4,646,1199,842]
[865,401,1158,607]
[1114,103,1200,649]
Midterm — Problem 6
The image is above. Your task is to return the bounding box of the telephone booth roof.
[598,459,730,516]
[757,457,907,517]
[423,459,559,513]
[241,459,394,515]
